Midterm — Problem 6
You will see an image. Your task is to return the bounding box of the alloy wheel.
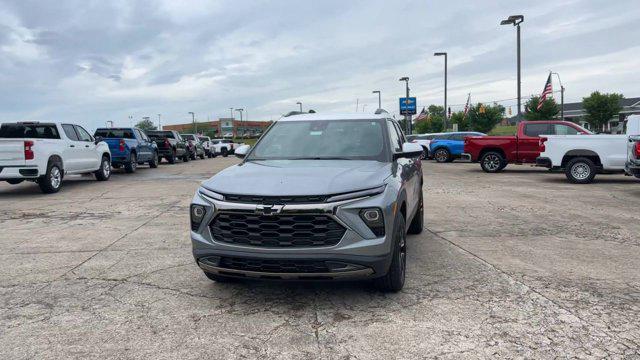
[50,166,61,189]
[484,154,500,171]
[571,163,590,180]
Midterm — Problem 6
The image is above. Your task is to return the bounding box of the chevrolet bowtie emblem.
[256,204,284,216]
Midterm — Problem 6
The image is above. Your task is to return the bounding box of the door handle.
[85,145,90,148]
[70,145,75,148]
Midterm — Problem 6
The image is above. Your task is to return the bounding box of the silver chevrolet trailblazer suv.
[190,112,424,292]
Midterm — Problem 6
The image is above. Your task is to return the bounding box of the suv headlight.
[190,204,207,231]
[359,208,384,236]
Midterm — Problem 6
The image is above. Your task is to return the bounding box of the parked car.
[627,135,640,178]
[190,112,424,292]
[146,130,189,164]
[210,139,235,157]
[409,133,445,158]
[430,132,486,163]
[181,134,206,160]
[463,121,591,172]
[0,122,111,193]
[198,136,214,158]
[94,127,158,173]
[223,132,233,138]
[536,115,640,183]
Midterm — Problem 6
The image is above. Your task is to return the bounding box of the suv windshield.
[248,119,387,161]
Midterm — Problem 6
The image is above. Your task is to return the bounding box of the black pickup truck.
[146,130,189,164]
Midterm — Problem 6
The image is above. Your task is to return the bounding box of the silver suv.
[190,112,424,292]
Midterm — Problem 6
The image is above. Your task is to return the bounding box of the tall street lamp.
[500,14,524,119]
[296,102,302,112]
[362,104,368,113]
[434,52,448,130]
[157,114,162,130]
[235,108,244,138]
[229,108,234,119]
[372,90,381,109]
[188,112,196,133]
[550,71,565,120]
[399,77,411,134]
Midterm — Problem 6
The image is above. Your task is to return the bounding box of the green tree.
[135,118,157,131]
[582,91,624,131]
[467,103,505,133]
[449,111,469,131]
[414,105,445,133]
[524,96,559,120]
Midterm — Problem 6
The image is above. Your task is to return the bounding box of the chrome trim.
[199,187,224,201]
[325,184,386,202]
[198,261,374,279]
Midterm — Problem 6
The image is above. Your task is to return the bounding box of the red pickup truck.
[463,121,590,172]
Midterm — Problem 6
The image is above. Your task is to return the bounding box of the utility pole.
[229,108,234,119]
[434,52,448,130]
[188,112,196,134]
[399,77,411,134]
[362,104,368,113]
[355,98,359,112]
[372,90,381,109]
[157,114,161,130]
[500,15,524,119]
[296,102,302,112]
[235,108,244,138]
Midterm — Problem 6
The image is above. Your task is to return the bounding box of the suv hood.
[202,160,391,196]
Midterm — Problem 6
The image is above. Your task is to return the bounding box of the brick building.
[163,118,271,138]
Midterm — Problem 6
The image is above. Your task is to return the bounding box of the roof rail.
[374,108,389,115]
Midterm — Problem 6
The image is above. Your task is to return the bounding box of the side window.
[553,124,579,135]
[74,125,93,142]
[386,121,402,152]
[134,129,145,141]
[524,123,551,137]
[62,124,80,141]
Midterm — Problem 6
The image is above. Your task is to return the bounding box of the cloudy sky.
[1,0,639,130]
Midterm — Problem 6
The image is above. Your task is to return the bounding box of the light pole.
[550,71,564,120]
[434,52,448,130]
[235,108,244,138]
[500,15,524,119]
[157,114,161,130]
[399,77,411,134]
[188,112,196,133]
[362,104,368,113]
[296,102,302,112]
[372,90,381,109]
[128,115,133,127]
[229,108,234,119]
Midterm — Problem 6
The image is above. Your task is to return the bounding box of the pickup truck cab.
[627,135,640,178]
[146,130,189,164]
[0,122,111,193]
[430,132,485,163]
[463,121,590,172]
[94,127,158,173]
[537,115,640,183]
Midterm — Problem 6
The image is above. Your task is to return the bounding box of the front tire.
[374,213,406,292]
[221,148,228,157]
[480,151,506,173]
[565,157,596,184]
[149,151,159,168]
[433,148,450,163]
[94,155,111,181]
[38,160,63,194]
[125,153,137,173]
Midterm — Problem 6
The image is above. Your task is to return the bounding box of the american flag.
[463,93,471,117]
[537,73,553,110]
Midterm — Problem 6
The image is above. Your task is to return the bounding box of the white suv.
[0,122,111,193]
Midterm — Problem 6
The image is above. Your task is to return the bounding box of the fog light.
[190,204,207,231]
[359,208,384,236]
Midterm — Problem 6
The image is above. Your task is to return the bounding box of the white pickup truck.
[0,122,112,193]
[627,135,640,178]
[536,115,640,183]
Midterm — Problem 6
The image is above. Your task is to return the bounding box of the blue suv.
[430,132,485,163]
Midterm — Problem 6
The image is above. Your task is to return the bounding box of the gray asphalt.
[1,157,639,359]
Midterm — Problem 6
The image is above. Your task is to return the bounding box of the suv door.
[388,120,420,222]
[74,125,99,170]
[61,124,84,172]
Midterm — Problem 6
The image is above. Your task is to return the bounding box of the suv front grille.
[218,257,330,273]
[209,213,345,248]
[222,194,328,204]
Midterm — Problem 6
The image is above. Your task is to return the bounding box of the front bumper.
[190,186,398,280]
[536,156,552,168]
[0,165,39,179]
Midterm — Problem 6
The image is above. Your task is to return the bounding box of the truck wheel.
[183,154,190,162]
[190,151,196,160]
[434,148,450,163]
[94,155,111,181]
[124,153,137,173]
[6,179,24,185]
[211,151,217,158]
[565,157,596,184]
[167,149,176,164]
[221,148,228,157]
[374,212,406,292]
[199,152,205,159]
[407,192,423,234]
[480,151,506,173]
[38,160,63,194]
[149,151,159,168]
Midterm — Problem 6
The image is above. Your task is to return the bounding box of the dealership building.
[162,118,271,137]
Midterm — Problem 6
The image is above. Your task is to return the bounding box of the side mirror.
[395,142,423,159]
[235,144,251,159]
[94,136,103,145]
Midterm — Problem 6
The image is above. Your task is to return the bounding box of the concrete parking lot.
[1,158,639,359]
